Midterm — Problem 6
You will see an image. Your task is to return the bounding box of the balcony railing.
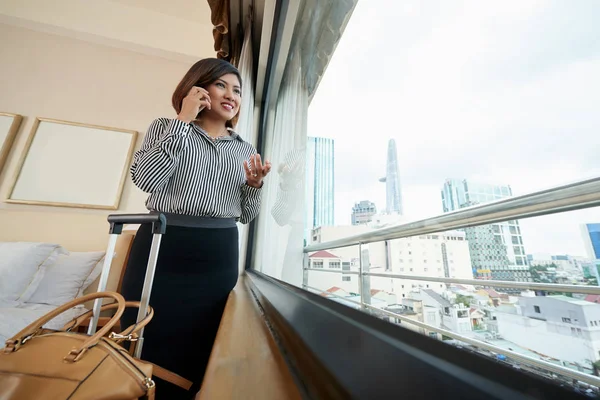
[302,176,600,388]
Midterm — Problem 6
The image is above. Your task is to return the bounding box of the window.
[312,261,323,269]
[562,317,571,323]
[342,276,351,282]
[248,1,600,393]
[330,261,341,269]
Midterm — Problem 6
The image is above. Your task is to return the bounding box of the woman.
[120,58,271,399]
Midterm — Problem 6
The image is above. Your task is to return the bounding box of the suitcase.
[89,213,193,390]
[87,213,166,359]
[0,213,192,399]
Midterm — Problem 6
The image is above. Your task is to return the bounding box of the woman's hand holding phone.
[177,86,211,123]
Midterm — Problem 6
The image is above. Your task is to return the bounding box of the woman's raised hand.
[177,86,211,123]
[244,154,272,188]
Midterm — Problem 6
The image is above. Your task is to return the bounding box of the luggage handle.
[63,301,154,341]
[107,213,167,235]
[4,292,126,360]
[88,213,167,359]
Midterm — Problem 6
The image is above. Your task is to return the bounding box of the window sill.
[198,274,302,400]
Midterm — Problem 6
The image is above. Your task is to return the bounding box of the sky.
[307,0,600,257]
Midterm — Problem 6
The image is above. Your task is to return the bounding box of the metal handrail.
[304,267,600,295]
[301,177,600,386]
[304,176,600,252]
[365,272,600,295]
[305,268,360,275]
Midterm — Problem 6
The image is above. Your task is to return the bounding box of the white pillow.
[26,251,106,306]
[0,242,67,304]
[75,251,117,297]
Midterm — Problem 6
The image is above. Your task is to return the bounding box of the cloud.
[307,0,600,255]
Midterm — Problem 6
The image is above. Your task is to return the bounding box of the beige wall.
[0,0,214,61]
[0,23,213,249]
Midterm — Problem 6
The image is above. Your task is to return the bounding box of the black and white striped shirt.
[131,118,262,224]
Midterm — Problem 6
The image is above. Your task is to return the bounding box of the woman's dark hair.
[172,58,243,128]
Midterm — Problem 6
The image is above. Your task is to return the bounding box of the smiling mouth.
[221,103,234,111]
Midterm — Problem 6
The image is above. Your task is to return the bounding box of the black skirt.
[119,221,239,399]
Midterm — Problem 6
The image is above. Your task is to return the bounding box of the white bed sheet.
[0,303,88,346]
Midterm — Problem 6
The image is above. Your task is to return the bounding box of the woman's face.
[204,73,242,122]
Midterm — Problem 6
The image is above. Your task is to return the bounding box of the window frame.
[246,269,584,399]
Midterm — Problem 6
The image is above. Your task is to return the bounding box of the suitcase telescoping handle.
[88,213,167,358]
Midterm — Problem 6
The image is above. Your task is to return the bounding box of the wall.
[0,23,209,249]
[0,0,214,61]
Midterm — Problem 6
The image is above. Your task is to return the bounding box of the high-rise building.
[305,137,335,239]
[441,179,531,291]
[581,223,600,260]
[379,139,403,215]
[351,200,377,225]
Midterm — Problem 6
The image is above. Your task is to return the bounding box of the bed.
[0,209,136,346]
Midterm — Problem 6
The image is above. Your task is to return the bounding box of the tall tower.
[379,139,403,215]
[305,137,335,240]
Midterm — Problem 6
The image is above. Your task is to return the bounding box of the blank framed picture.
[7,117,137,210]
[0,112,23,178]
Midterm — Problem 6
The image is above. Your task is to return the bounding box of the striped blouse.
[130,118,262,224]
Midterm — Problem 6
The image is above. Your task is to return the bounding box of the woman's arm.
[130,118,191,193]
[239,151,272,224]
[239,183,262,224]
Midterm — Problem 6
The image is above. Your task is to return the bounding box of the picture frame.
[6,117,137,210]
[0,112,23,177]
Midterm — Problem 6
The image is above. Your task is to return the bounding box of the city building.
[305,136,335,240]
[310,225,474,299]
[351,200,377,225]
[581,223,600,260]
[441,179,531,290]
[306,250,356,293]
[383,298,441,340]
[496,293,600,369]
[527,254,586,284]
[378,139,403,215]
[410,289,473,334]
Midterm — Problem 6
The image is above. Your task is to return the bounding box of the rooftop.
[310,250,340,259]
[547,295,595,306]
[422,289,452,307]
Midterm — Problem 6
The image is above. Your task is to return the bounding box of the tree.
[529,264,551,283]
[455,294,474,307]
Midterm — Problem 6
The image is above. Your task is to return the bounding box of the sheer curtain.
[254,48,308,285]
[235,15,256,273]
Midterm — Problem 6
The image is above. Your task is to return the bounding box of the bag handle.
[3,291,126,361]
[62,301,154,342]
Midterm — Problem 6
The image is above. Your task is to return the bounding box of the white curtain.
[236,15,256,274]
[253,48,309,285]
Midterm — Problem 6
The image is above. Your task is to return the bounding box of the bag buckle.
[4,329,41,353]
[109,332,138,342]
[143,377,156,390]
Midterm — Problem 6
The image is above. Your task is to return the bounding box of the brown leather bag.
[0,292,156,400]
[61,300,193,391]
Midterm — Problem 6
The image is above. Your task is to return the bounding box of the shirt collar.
[226,128,245,142]
[193,124,244,142]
